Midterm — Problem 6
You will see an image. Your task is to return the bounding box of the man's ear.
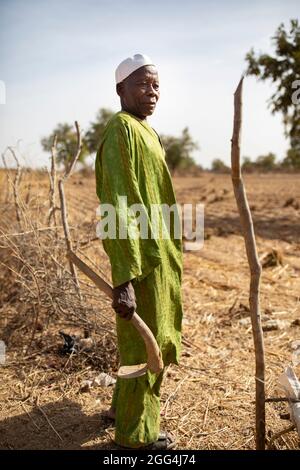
[116,82,124,97]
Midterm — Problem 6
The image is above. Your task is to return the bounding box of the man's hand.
[112,280,136,321]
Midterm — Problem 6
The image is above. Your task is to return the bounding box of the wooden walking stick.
[67,249,164,379]
[231,76,266,450]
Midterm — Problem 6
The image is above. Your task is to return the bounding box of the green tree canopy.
[281,147,300,169]
[241,156,255,172]
[255,152,277,171]
[41,123,89,168]
[245,19,300,167]
[161,127,199,173]
[241,154,278,172]
[211,158,230,173]
[85,108,115,154]
[41,108,114,169]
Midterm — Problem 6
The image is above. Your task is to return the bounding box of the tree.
[241,154,278,172]
[85,108,114,154]
[41,108,114,170]
[161,127,198,173]
[211,158,230,173]
[41,123,89,168]
[245,19,300,167]
[281,147,300,169]
[242,156,255,173]
[255,152,277,172]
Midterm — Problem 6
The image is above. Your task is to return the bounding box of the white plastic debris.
[278,366,300,436]
[80,373,116,392]
[238,318,251,327]
[291,340,300,367]
[290,340,300,350]
[0,340,5,365]
[262,319,290,332]
[80,380,93,393]
[93,373,116,387]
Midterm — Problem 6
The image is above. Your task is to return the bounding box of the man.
[95,54,183,449]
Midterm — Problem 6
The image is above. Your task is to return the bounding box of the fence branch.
[2,148,23,228]
[48,135,58,227]
[231,76,266,450]
[58,121,82,299]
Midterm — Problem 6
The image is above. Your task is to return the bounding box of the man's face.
[117,65,160,120]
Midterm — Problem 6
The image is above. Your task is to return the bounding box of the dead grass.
[0,169,300,450]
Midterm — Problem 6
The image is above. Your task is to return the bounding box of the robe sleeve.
[95,119,162,287]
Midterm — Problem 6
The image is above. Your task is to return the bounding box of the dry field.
[0,170,300,450]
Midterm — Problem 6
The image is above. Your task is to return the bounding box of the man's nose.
[146,84,158,96]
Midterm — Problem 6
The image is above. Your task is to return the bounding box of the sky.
[0,0,299,168]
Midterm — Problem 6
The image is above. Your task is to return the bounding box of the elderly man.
[95,54,183,449]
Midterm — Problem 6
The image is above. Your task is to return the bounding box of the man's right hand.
[112,280,136,321]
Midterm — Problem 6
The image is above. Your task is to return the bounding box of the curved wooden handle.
[130,313,163,374]
[67,250,164,374]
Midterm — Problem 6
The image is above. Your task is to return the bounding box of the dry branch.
[1,152,11,203]
[48,134,58,227]
[0,226,70,238]
[8,147,23,227]
[267,424,296,449]
[57,121,82,298]
[2,148,23,228]
[38,406,63,441]
[231,76,265,450]
[63,121,82,180]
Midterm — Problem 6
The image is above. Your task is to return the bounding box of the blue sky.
[0,0,299,168]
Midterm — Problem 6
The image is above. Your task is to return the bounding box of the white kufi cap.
[115,53,155,84]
